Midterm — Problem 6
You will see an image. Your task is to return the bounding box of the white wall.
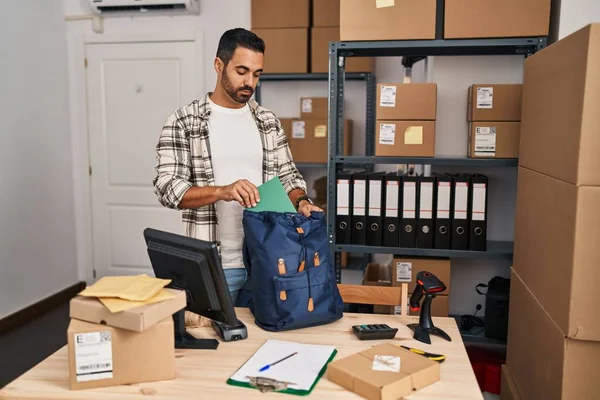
[0,1,78,319]
[64,0,251,282]
[558,0,600,38]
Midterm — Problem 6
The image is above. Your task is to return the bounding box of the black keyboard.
[352,324,398,340]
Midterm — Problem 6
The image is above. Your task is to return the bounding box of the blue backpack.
[242,211,344,331]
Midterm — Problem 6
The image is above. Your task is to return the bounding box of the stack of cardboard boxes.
[375,83,437,157]
[251,0,373,73]
[66,288,185,390]
[311,0,373,73]
[281,97,352,164]
[340,0,551,41]
[503,24,600,400]
[467,84,522,159]
[364,258,451,317]
[251,0,310,73]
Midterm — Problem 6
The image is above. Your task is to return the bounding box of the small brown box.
[376,83,437,121]
[69,288,186,332]
[311,27,374,73]
[467,84,523,122]
[513,167,600,342]
[251,0,309,29]
[327,343,440,400]
[506,269,600,400]
[283,118,352,164]
[468,122,520,159]
[340,0,436,41]
[391,257,451,294]
[375,120,435,157]
[312,0,340,27]
[68,318,175,390]
[519,24,600,186]
[300,97,328,120]
[253,28,308,73]
[444,0,551,39]
[362,263,392,287]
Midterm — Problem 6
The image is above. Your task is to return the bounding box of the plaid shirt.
[153,93,307,246]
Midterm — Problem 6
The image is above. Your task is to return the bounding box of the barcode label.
[292,121,306,139]
[74,331,113,382]
[380,85,397,107]
[396,262,412,282]
[475,126,496,157]
[477,87,493,109]
[379,123,396,145]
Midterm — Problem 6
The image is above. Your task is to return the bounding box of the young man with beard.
[153,28,322,306]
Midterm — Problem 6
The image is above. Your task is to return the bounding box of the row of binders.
[336,172,488,251]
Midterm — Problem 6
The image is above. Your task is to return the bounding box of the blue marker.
[259,352,298,372]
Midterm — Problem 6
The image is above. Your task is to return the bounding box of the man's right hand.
[218,179,260,208]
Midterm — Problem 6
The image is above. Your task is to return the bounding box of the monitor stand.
[173,310,219,350]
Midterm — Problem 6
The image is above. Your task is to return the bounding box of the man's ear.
[214,57,224,74]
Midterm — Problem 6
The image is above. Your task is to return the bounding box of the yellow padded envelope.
[78,274,171,302]
[98,289,176,313]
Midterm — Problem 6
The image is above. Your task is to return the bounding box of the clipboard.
[226,339,337,395]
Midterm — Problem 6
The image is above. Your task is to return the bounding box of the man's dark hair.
[216,28,265,66]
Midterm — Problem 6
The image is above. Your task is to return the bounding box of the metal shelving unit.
[255,72,374,104]
[327,37,548,284]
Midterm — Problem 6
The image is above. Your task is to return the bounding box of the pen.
[259,352,298,372]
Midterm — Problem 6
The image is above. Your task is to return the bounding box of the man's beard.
[221,70,254,104]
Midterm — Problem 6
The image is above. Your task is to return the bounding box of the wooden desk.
[0,309,482,400]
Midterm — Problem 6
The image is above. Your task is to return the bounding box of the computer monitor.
[143,227,240,349]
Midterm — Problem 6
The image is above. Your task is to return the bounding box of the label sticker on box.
[380,85,397,107]
[394,306,402,315]
[474,126,496,157]
[404,126,423,145]
[376,0,395,8]
[302,99,312,113]
[314,125,327,138]
[379,123,396,145]
[477,87,493,109]
[372,355,401,372]
[292,121,306,139]
[396,262,412,282]
[74,331,113,382]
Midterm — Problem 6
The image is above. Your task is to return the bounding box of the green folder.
[246,177,296,213]
[226,339,338,396]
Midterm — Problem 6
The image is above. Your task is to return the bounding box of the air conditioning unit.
[89,0,200,15]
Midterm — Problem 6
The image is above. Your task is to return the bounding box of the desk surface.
[0,309,483,400]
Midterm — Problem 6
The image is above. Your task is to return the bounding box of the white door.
[86,37,200,279]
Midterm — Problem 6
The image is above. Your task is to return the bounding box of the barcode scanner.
[407,271,452,345]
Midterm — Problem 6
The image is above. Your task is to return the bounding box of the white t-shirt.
[207,97,263,269]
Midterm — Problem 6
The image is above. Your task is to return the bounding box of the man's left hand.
[298,201,323,217]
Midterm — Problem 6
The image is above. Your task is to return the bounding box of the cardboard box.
[251,0,309,29]
[283,118,352,163]
[506,269,600,400]
[467,84,522,122]
[312,0,340,27]
[340,0,436,41]
[374,295,449,317]
[327,343,440,400]
[362,263,392,287]
[500,364,521,400]
[300,97,328,120]
[376,83,437,121]
[311,27,374,73]
[391,257,451,294]
[375,120,435,157]
[519,24,600,186]
[513,167,600,341]
[253,28,308,73]
[69,288,186,332]
[468,122,520,159]
[68,317,175,390]
[444,0,551,39]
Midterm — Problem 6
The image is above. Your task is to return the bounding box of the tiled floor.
[0,302,70,388]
